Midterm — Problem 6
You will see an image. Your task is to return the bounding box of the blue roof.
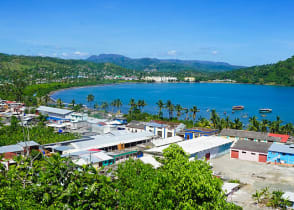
[268,143,294,155]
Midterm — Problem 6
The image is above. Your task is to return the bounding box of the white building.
[146,136,233,160]
[37,106,73,119]
[145,120,185,139]
[184,77,195,82]
[144,76,178,83]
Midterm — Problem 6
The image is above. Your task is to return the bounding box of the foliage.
[214,55,294,86]
[0,144,241,209]
[0,123,79,146]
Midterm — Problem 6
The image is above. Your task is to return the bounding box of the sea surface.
[51,83,294,124]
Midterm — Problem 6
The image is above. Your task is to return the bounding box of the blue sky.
[0,0,294,66]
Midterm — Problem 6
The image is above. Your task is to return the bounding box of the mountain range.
[86,54,244,72]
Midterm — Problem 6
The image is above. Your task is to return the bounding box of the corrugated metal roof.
[68,131,155,151]
[37,106,73,115]
[268,143,294,155]
[220,129,280,142]
[231,140,272,154]
[146,136,233,155]
[18,141,39,147]
[152,136,184,147]
[0,141,39,154]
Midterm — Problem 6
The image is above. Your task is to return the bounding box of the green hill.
[0,53,133,84]
[87,54,243,72]
[215,56,294,86]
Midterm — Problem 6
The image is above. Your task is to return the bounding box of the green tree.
[87,94,94,108]
[156,100,165,118]
[175,104,182,120]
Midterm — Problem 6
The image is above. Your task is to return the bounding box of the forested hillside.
[215,56,294,86]
[0,53,133,84]
[87,54,243,72]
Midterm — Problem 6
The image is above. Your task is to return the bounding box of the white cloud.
[61,52,68,57]
[211,50,218,55]
[74,51,89,57]
[167,50,177,56]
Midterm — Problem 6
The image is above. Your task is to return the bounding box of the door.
[258,154,267,162]
[205,153,210,160]
[231,150,239,159]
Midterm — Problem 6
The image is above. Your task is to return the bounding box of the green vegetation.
[87,54,243,72]
[215,56,294,86]
[0,116,78,146]
[0,144,241,209]
[252,187,291,209]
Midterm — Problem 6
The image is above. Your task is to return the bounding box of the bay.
[51,83,294,124]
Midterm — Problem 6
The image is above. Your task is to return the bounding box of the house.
[230,140,272,162]
[146,136,233,160]
[107,150,141,164]
[0,141,39,156]
[220,129,284,143]
[126,120,147,133]
[267,143,294,166]
[182,127,218,140]
[69,112,88,122]
[184,77,195,82]
[145,120,186,139]
[36,106,73,120]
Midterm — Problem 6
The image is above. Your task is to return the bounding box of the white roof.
[139,154,161,169]
[146,136,233,155]
[283,191,294,202]
[37,106,73,115]
[0,141,39,154]
[152,136,184,147]
[92,152,113,161]
[66,131,155,152]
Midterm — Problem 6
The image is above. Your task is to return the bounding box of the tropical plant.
[87,94,94,108]
[175,104,183,120]
[156,100,165,118]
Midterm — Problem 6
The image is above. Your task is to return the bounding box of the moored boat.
[232,105,244,110]
[259,108,272,113]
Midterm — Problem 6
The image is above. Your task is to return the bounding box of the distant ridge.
[86,54,244,72]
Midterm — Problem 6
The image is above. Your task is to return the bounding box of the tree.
[183,108,189,120]
[71,99,76,108]
[138,100,147,112]
[101,102,108,112]
[156,100,165,118]
[249,116,260,132]
[210,109,220,128]
[43,94,50,105]
[56,98,63,108]
[190,106,199,122]
[116,99,122,113]
[165,100,174,119]
[175,104,182,120]
[87,94,94,108]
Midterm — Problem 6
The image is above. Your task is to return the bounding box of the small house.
[230,140,272,162]
[182,127,218,140]
[145,120,186,139]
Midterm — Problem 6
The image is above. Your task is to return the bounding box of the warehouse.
[267,143,294,166]
[36,106,73,119]
[230,140,272,162]
[146,136,233,160]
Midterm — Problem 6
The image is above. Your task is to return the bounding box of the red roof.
[88,149,101,152]
[268,133,290,143]
[98,122,107,126]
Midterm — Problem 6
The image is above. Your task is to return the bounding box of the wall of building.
[267,151,294,165]
[191,142,232,160]
[145,126,175,139]
[231,149,268,162]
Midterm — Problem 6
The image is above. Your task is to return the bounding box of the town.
[0,98,293,209]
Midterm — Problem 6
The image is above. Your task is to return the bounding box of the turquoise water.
[52,83,294,124]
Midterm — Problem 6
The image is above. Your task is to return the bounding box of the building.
[69,112,88,122]
[146,136,233,160]
[143,76,178,83]
[145,120,186,139]
[107,150,142,164]
[57,130,156,154]
[220,129,287,143]
[267,143,294,166]
[230,140,272,162]
[184,77,195,82]
[182,127,218,140]
[37,106,73,119]
[0,141,39,156]
[152,136,184,147]
[126,121,147,133]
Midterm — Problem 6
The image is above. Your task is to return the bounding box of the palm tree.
[249,116,260,131]
[260,119,269,132]
[233,118,243,130]
[156,100,165,118]
[183,108,189,120]
[140,100,147,112]
[116,99,122,113]
[43,94,50,105]
[71,99,76,108]
[101,102,108,112]
[87,94,94,108]
[111,100,116,113]
[190,106,199,122]
[165,100,174,119]
[94,102,99,110]
[175,104,182,120]
[128,98,136,115]
[210,109,220,129]
[56,98,63,108]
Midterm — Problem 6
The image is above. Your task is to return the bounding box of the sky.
[0,0,294,66]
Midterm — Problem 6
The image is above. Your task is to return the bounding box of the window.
[251,153,256,155]
[157,131,162,136]
[242,151,246,154]
[167,132,173,137]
